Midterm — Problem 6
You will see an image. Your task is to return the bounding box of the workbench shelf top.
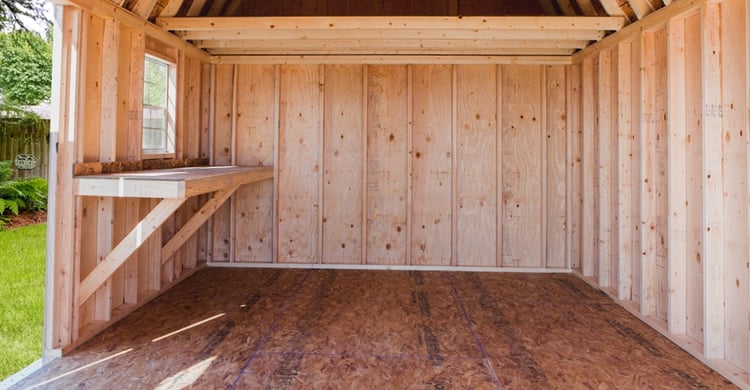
[74,165,273,198]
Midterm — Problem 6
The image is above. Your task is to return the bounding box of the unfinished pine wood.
[99,18,122,313]
[78,197,186,306]
[502,65,542,268]
[411,65,453,266]
[80,12,109,325]
[719,0,749,371]
[640,30,658,320]
[322,64,364,264]
[21,269,736,389]
[159,16,622,59]
[277,65,321,263]
[74,166,273,198]
[234,65,276,263]
[48,5,83,348]
[162,185,241,262]
[455,64,496,267]
[211,64,235,262]
[651,27,669,324]
[50,0,209,61]
[666,17,687,335]
[546,65,567,269]
[580,57,596,279]
[366,65,408,265]
[158,16,625,31]
[683,11,703,344]
[567,64,583,270]
[616,41,634,301]
[597,49,613,288]
[629,36,642,307]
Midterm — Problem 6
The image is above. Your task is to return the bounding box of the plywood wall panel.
[546,65,567,269]
[211,64,235,262]
[502,65,542,268]
[411,64,453,266]
[366,65,408,265]
[278,64,321,263]
[456,64,497,267]
[234,65,276,263]
[322,64,364,264]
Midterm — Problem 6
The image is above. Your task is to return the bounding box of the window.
[142,54,176,156]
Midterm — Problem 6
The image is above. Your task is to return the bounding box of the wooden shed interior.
[43,0,749,387]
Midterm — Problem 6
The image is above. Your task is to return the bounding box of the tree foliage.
[0,29,52,105]
[0,0,49,32]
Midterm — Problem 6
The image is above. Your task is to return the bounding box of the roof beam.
[627,0,654,19]
[206,48,576,56]
[193,38,590,50]
[50,0,210,61]
[213,55,574,65]
[156,16,625,31]
[176,28,607,41]
[129,0,158,18]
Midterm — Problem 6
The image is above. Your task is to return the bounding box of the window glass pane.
[144,57,167,107]
[142,55,173,155]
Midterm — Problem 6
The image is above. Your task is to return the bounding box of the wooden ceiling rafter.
[155,15,623,60]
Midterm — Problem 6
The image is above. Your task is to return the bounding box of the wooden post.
[598,50,613,288]
[719,0,748,369]
[45,3,82,354]
[640,30,658,319]
[701,2,725,359]
[666,16,687,335]
[617,41,634,301]
[581,57,597,279]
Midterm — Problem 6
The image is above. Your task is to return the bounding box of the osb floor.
[15,269,736,389]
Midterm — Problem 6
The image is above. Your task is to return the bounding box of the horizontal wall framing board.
[212,55,575,66]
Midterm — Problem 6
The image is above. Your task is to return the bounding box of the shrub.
[0,161,47,228]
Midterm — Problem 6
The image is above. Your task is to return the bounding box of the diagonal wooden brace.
[78,197,186,305]
[161,185,240,264]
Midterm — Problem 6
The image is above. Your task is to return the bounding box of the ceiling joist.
[156,16,625,31]
[156,16,623,59]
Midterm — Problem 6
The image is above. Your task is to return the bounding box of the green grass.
[0,223,46,380]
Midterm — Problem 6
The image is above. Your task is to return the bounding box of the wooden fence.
[0,117,49,179]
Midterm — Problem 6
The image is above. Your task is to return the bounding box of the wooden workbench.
[74,166,273,198]
[75,166,273,307]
